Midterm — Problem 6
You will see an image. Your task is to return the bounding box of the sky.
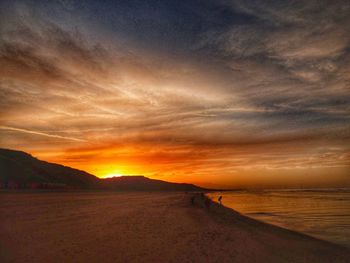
[0,0,349,188]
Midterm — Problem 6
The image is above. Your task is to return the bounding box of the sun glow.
[103,173,123,178]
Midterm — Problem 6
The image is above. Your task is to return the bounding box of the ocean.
[208,189,350,247]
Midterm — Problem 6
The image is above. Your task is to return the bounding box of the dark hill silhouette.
[101,176,204,191]
[0,148,98,189]
[0,148,205,191]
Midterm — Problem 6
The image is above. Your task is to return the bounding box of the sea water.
[208,189,350,247]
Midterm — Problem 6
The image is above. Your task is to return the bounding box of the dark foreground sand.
[0,192,349,263]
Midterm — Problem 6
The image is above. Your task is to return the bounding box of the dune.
[0,191,349,263]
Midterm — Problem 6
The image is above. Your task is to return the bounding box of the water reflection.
[208,189,350,247]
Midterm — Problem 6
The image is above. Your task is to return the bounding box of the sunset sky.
[0,0,349,188]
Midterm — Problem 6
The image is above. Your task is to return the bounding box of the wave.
[247,212,278,217]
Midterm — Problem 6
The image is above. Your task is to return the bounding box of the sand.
[0,191,349,263]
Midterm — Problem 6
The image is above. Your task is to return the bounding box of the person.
[205,197,211,209]
[218,196,222,205]
[191,195,195,205]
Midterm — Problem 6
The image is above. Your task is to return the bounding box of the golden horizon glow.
[102,173,123,179]
[1,1,349,188]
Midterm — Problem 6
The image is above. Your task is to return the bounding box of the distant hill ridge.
[0,148,204,191]
[101,175,204,191]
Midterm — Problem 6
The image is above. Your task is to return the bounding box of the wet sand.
[0,191,349,263]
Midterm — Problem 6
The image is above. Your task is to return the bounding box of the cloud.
[0,0,349,186]
[0,126,86,142]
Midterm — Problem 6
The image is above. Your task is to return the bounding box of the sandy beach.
[0,192,349,263]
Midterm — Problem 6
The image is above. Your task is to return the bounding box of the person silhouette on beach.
[218,196,222,205]
[205,197,211,209]
[191,195,195,205]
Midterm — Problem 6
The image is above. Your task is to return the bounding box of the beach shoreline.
[202,193,349,247]
[1,191,349,263]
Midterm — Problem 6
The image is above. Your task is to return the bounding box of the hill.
[0,148,99,189]
[101,176,204,191]
[0,148,205,191]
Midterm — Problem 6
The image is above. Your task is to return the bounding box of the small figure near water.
[191,195,195,205]
[218,196,222,205]
[205,197,211,209]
